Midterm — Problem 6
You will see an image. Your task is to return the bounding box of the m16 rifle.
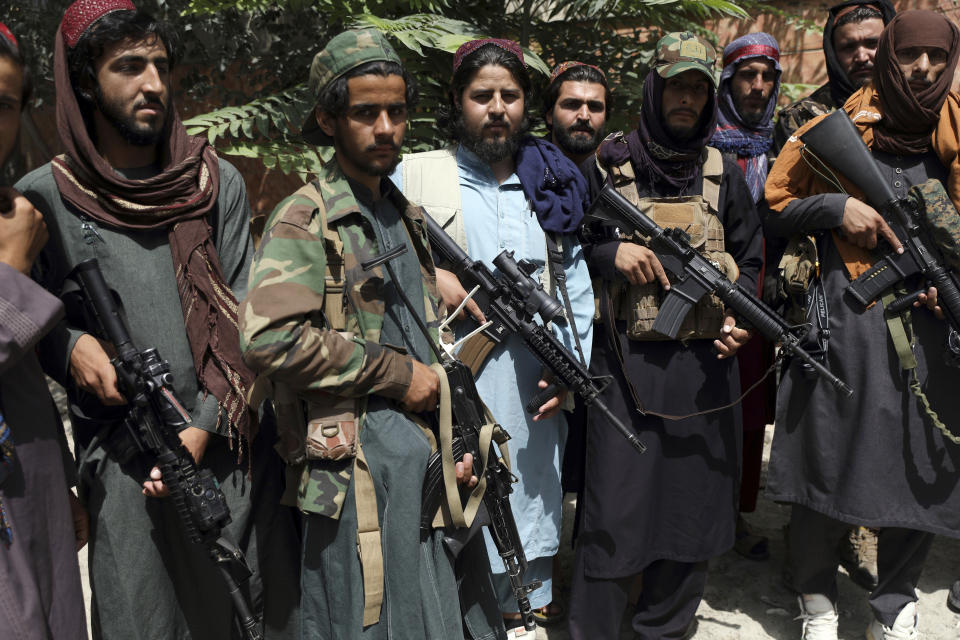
[423,214,648,453]
[71,258,262,640]
[587,186,854,397]
[359,245,541,635]
[799,109,960,364]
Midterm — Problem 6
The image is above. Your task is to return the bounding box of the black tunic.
[764,150,960,537]
[578,156,763,578]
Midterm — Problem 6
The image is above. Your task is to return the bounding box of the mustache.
[849,62,874,74]
[568,122,596,134]
[365,141,400,151]
[134,98,166,111]
[666,107,698,119]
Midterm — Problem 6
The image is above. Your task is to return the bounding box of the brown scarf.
[50,34,255,450]
[873,10,960,155]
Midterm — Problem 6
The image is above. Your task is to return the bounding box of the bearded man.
[765,10,960,640]
[710,32,782,563]
[543,61,610,168]
[0,21,88,639]
[241,29,504,640]
[392,39,595,631]
[773,0,895,154]
[15,1,299,637]
[569,31,762,640]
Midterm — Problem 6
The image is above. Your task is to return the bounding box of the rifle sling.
[354,442,383,627]
[881,291,960,445]
[602,283,775,421]
[432,363,491,529]
[546,233,587,367]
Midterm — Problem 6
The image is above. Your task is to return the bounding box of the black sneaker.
[948,579,960,613]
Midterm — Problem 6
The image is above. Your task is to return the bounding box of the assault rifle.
[799,109,960,364]
[360,246,541,635]
[423,215,648,454]
[72,258,262,640]
[587,186,854,397]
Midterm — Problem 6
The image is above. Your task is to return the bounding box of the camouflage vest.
[597,137,737,340]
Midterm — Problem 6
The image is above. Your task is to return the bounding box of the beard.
[94,86,167,147]
[733,95,767,127]
[333,127,401,178]
[455,111,530,164]
[553,122,604,156]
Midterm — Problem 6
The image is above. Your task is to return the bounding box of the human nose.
[141,64,163,95]
[915,52,931,75]
[750,74,764,92]
[576,103,590,120]
[373,109,393,137]
[853,45,871,63]
[489,92,505,115]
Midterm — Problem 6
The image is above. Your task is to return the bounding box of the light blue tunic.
[392,145,594,608]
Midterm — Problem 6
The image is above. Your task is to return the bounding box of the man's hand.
[531,378,567,422]
[69,334,126,405]
[68,490,89,552]
[840,198,903,252]
[0,188,48,274]
[142,427,211,498]
[435,268,485,323]
[614,243,671,288]
[714,313,753,359]
[915,286,945,320]
[455,451,479,488]
[401,359,440,413]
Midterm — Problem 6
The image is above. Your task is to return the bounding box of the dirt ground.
[57,380,960,640]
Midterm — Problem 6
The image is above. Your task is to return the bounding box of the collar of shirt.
[456,144,524,191]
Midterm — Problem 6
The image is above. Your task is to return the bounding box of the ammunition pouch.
[614,196,736,340]
[777,234,819,326]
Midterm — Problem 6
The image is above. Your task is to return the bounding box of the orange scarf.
[765,85,960,279]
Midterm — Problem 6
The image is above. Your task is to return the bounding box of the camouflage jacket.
[240,161,442,517]
[772,84,837,156]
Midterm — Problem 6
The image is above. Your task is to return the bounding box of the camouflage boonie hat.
[302,28,403,145]
[652,32,718,87]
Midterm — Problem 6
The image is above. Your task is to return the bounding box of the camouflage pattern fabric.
[772,83,837,155]
[653,31,718,87]
[240,161,442,517]
[910,178,960,273]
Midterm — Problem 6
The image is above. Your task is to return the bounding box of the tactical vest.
[599,140,737,340]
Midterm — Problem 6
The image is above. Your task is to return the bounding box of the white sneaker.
[797,594,839,640]
[865,601,919,640]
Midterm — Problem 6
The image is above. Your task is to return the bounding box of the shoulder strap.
[546,232,586,366]
[296,181,385,626]
[701,146,723,213]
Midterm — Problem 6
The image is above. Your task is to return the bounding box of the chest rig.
[601,143,737,340]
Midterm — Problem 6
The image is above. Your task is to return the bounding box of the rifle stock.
[588,186,854,397]
[800,110,960,361]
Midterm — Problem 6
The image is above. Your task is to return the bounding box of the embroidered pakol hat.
[60,0,137,49]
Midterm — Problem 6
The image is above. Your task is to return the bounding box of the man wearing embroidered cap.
[391,38,594,632]
[543,61,611,168]
[15,1,300,637]
[241,28,504,640]
[0,21,89,639]
[765,10,960,639]
[569,31,762,639]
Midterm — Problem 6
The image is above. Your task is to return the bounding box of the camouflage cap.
[302,28,403,145]
[652,32,718,87]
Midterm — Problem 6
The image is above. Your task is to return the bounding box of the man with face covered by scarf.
[14,1,300,637]
[773,0,895,155]
[765,10,960,640]
[568,32,762,640]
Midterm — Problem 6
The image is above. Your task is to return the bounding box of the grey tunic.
[0,263,87,640]
[301,179,503,640]
[16,160,300,639]
[764,150,960,537]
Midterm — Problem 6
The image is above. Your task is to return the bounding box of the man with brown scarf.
[15,1,300,637]
[765,10,960,640]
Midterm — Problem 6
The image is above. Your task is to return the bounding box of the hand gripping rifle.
[587,186,854,397]
[423,214,647,454]
[799,109,960,365]
[359,245,541,635]
[72,258,263,640]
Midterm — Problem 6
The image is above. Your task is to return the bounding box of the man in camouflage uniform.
[239,29,504,640]
[772,0,895,154]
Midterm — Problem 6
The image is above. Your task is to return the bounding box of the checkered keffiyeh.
[453,38,524,71]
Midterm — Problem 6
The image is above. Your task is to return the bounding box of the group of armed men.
[2,0,960,638]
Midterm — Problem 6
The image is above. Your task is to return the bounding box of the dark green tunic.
[16,160,300,640]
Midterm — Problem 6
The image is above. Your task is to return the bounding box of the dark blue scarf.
[515,137,588,234]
